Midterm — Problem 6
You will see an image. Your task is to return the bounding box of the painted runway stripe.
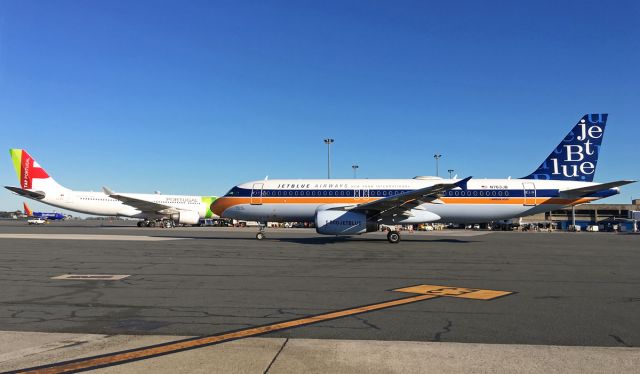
[8,284,514,374]
[0,234,183,241]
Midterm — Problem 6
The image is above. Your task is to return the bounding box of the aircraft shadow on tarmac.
[161,236,477,244]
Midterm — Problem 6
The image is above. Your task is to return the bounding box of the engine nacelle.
[170,210,200,225]
[315,209,379,235]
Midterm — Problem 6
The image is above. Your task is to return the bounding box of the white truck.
[27,218,46,225]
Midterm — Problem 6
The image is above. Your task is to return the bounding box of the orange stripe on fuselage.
[440,197,597,205]
[211,196,598,216]
[211,197,378,216]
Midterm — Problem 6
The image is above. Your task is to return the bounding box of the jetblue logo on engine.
[327,220,362,226]
[526,114,607,182]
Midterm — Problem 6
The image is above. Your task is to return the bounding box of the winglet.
[454,176,472,190]
[102,186,115,195]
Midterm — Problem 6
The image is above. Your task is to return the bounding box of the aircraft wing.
[559,180,636,199]
[103,187,178,214]
[4,186,46,200]
[348,177,472,216]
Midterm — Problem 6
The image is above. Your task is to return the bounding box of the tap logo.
[525,114,607,182]
[11,149,50,190]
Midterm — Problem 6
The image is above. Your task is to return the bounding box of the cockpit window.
[225,187,239,196]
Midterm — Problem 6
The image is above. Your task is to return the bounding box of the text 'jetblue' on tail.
[523,114,607,181]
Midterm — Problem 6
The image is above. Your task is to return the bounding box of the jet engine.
[315,209,378,235]
[169,210,200,225]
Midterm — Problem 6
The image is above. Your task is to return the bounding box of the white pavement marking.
[1,332,638,374]
[0,234,183,241]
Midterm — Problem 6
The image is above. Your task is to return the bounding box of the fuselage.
[32,212,66,220]
[212,177,619,224]
[33,189,216,220]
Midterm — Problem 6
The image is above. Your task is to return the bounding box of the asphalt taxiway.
[0,221,638,372]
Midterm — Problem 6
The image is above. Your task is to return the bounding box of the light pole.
[324,138,334,179]
[433,154,442,177]
[448,169,454,179]
[352,164,359,178]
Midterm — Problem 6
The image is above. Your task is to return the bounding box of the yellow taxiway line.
[10,284,514,374]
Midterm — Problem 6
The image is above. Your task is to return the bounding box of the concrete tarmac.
[0,221,638,372]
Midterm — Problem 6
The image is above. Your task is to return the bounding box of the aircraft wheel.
[137,221,145,227]
[256,232,265,240]
[387,231,401,244]
[148,221,156,227]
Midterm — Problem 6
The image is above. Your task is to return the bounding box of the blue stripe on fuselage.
[223,187,567,199]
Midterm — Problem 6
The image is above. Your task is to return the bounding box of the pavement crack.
[353,315,381,330]
[264,338,289,374]
[609,334,632,347]
[432,319,453,342]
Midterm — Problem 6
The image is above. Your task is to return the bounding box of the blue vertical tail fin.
[523,114,607,182]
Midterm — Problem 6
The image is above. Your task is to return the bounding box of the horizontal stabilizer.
[559,180,636,198]
[4,186,46,199]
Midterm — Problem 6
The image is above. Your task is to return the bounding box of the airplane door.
[354,189,360,200]
[251,183,264,205]
[362,189,369,200]
[522,182,536,206]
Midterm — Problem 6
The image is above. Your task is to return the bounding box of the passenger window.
[498,191,503,196]
[480,191,484,196]
[473,191,478,196]
[505,191,509,196]
[295,191,298,196]
[492,191,497,196]
[455,191,459,196]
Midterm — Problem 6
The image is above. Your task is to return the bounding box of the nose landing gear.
[256,222,267,240]
[387,231,401,244]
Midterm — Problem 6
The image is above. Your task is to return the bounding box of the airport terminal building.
[522,199,640,231]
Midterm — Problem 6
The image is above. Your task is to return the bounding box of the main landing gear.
[387,230,401,244]
[137,219,175,228]
[256,222,267,240]
[137,220,151,227]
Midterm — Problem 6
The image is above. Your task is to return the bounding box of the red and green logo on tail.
[10,149,50,189]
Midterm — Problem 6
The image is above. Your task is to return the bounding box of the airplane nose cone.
[211,198,226,217]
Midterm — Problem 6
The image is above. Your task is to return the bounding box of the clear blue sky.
[1,0,639,214]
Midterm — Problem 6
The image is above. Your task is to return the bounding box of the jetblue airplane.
[212,114,634,243]
[23,202,66,220]
[5,149,218,227]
